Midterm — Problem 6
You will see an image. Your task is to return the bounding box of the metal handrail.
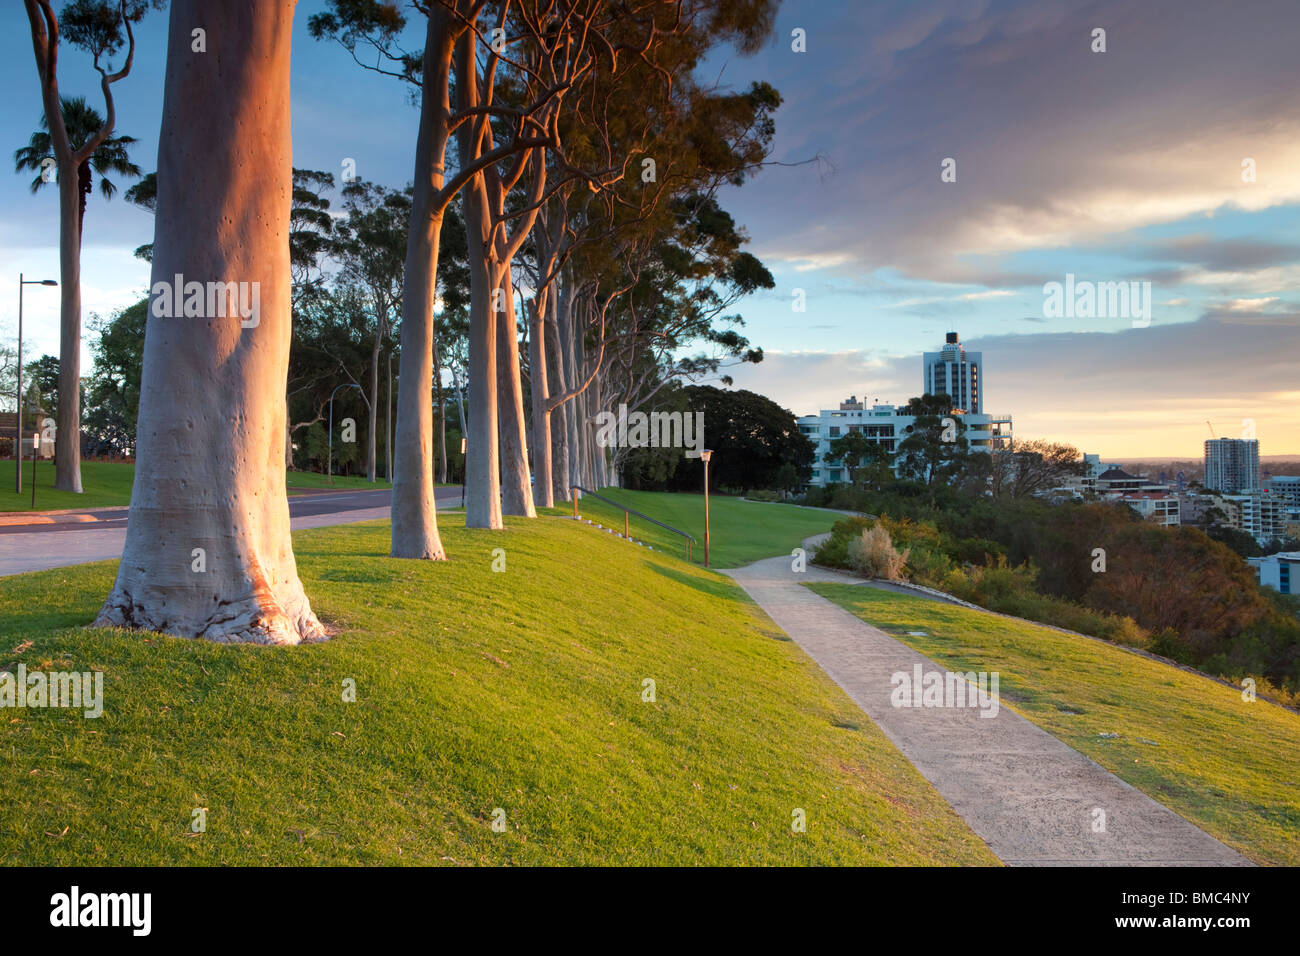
[571,485,696,561]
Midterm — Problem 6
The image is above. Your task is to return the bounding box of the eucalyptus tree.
[527,71,780,499]
[312,0,532,553]
[21,0,157,492]
[96,0,325,644]
[332,180,411,482]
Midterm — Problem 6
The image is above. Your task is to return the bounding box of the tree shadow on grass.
[644,561,750,603]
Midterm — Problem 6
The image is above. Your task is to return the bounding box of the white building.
[1247,551,1299,595]
[800,398,1012,486]
[1266,475,1300,507]
[1205,438,1260,493]
[1117,492,1181,526]
[800,333,1013,487]
[923,332,982,413]
[1223,492,1287,544]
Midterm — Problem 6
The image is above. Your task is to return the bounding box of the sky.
[1,0,1297,458]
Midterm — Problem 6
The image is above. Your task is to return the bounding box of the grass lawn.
[0,516,995,865]
[809,583,1300,866]
[0,460,136,512]
[548,487,838,568]
[0,461,416,513]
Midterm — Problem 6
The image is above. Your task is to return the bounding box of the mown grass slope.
[0,516,995,865]
[811,583,1300,866]
[553,488,837,568]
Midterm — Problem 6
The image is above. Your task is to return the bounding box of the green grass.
[0,461,413,513]
[0,516,995,865]
[548,488,836,568]
[809,583,1300,866]
[1,460,136,512]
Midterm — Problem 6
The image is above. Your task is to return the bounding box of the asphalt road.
[0,486,463,576]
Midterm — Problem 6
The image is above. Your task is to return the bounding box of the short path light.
[700,449,713,567]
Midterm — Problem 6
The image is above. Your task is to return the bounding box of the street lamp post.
[327,382,362,480]
[15,274,58,495]
[700,449,713,567]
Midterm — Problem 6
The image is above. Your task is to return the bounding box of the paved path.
[0,487,462,577]
[722,545,1251,867]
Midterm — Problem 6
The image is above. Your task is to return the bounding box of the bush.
[847,525,910,580]
[904,544,952,587]
[944,563,1147,646]
[812,515,874,569]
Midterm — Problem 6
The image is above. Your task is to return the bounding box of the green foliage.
[805,483,1299,690]
[662,385,813,493]
[83,299,146,456]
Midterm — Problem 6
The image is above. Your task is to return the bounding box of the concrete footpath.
[721,546,1250,867]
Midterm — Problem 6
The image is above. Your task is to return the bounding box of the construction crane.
[1206,420,1216,439]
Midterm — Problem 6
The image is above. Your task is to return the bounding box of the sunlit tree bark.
[95,0,324,644]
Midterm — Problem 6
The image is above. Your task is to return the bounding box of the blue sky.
[2,0,1298,457]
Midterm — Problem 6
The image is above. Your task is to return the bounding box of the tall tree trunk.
[528,295,553,509]
[433,335,447,485]
[451,360,467,482]
[457,23,503,531]
[390,4,456,559]
[367,324,380,482]
[385,348,392,480]
[95,0,323,643]
[54,160,83,492]
[549,326,570,503]
[497,267,535,517]
[462,179,501,529]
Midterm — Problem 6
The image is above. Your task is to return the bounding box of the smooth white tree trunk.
[497,271,535,517]
[462,180,502,529]
[528,295,553,509]
[390,5,455,559]
[95,0,324,644]
[54,169,83,492]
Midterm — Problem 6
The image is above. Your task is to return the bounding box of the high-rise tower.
[923,332,982,413]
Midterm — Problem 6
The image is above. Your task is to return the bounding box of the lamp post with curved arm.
[15,274,58,495]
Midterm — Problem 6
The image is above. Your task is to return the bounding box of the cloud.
[721,313,1300,455]
[727,0,1300,286]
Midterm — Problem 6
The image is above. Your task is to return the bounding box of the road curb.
[0,512,101,527]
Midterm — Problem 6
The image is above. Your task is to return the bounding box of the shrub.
[812,515,874,569]
[944,562,1147,646]
[904,544,952,587]
[847,524,910,580]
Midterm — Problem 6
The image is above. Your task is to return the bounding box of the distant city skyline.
[1,1,1297,458]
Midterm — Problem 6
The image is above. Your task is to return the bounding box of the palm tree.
[15,95,140,245]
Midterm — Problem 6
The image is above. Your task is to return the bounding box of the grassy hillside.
[0,516,995,865]
[553,488,837,568]
[811,583,1300,866]
[0,461,407,513]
